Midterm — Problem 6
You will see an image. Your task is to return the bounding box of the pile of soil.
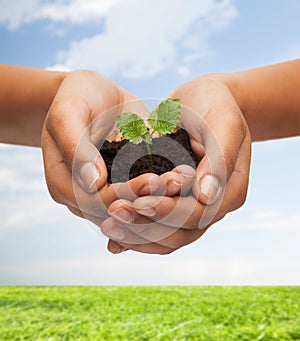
[100,128,200,183]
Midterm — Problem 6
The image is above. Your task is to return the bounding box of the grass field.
[0,286,299,340]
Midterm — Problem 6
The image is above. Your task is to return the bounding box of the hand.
[101,76,251,254]
[42,70,160,222]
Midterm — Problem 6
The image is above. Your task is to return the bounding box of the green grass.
[0,286,299,340]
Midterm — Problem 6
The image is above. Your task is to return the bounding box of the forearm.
[216,59,300,141]
[0,65,67,147]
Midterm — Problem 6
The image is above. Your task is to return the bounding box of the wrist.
[205,62,300,141]
[200,72,248,116]
[0,66,68,147]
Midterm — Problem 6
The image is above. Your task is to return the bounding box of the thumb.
[45,97,108,193]
[190,112,246,205]
[192,136,225,206]
[75,135,108,192]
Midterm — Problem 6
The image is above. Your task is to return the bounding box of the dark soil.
[100,128,200,183]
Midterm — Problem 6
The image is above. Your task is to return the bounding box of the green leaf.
[116,112,148,144]
[148,98,181,136]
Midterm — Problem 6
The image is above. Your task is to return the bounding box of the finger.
[130,195,196,230]
[67,205,84,218]
[173,86,248,205]
[191,111,246,205]
[160,165,195,196]
[132,187,230,230]
[107,200,183,243]
[42,130,81,208]
[162,145,249,227]
[45,96,108,193]
[136,137,249,231]
[107,238,174,255]
[106,226,205,255]
[101,217,151,244]
[46,72,132,193]
[102,214,185,245]
[190,136,205,158]
[107,240,128,254]
[211,135,251,214]
[132,195,209,229]
[132,147,249,230]
[190,128,251,227]
[42,129,108,216]
[111,173,166,199]
[43,134,166,217]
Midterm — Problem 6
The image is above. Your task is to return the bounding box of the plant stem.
[146,143,152,158]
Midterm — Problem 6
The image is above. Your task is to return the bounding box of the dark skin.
[1,60,299,255]
[101,59,300,254]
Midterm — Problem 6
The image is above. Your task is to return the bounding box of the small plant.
[116,98,181,155]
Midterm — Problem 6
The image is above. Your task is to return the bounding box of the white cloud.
[0,191,67,232]
[0,145,45,192]
[176,66,190,77]
[38,0,123,24]
[263,46,300,67]
[0,0,122,29]
[52,0,238,79]
[222,206,300,232]
[0,0,237,79]
[0,0,39,30]
[287,47,300,60]
[0,143,11,150]
[0,146,62,239]
[1,254,299,285]
[45,64,72,72]
[1,144,299,285]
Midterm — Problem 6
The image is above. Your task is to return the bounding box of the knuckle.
[45,179,69,206]
[237,191,247,208]
[67,205,82,218]
[159,248,175,255]
[167,234,186,249]
[232,189,248,210]
[49,188,65,205]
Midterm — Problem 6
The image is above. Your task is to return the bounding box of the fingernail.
[172,179,182,186]
[166,180,181,195]
[135,207,156,217]
[141,176,162,195]
[199,175,220,202]
[179,165,195,178]
[80,162,100,190]
[150,176,162,192]
[109,208,134,223]
[106,227,125,241]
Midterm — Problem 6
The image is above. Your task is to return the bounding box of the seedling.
[116,98,181,155]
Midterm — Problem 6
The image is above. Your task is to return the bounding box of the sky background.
[0,0,299,285]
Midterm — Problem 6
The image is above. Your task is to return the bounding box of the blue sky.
[0,0,299,285]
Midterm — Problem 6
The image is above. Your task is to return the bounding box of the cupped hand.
[42,70,159,221]
[102,75,251,254]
